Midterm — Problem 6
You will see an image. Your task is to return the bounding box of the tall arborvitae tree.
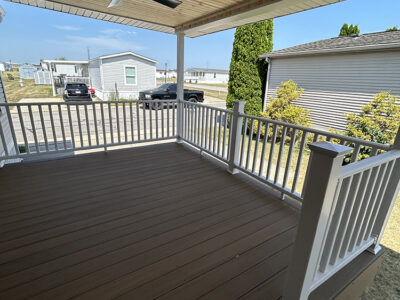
[339,23,349,36]
[226,20,273,116]
[339,23,360,36]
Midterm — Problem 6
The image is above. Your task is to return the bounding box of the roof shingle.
[260,30,400,59]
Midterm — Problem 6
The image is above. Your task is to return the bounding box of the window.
[125,66,137,85]
[214,73,216,78]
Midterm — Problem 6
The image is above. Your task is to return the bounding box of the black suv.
[139,83,204,108]
[63,83,91,101]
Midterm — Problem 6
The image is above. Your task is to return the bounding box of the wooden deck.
[0,142,298,300]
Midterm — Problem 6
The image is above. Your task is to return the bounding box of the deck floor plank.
[0,143,297,300]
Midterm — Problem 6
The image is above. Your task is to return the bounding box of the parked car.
[63,83,91,101]
[139,83,204,108]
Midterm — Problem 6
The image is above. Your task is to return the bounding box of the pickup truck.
[139,83,204,108]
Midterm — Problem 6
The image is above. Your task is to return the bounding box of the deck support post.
[227,101,245,174]
[176,31,185,144]
[283,142,351,300]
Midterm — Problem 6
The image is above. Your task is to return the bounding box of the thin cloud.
[54,25,80,31]
[45,34,145,53]
[100,28,136,35]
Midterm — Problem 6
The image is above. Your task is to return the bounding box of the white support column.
[283,142,352,300]
[48,63,56,97]
[227,101,245,174]
[262,58,271,112]
[176,31,185,143]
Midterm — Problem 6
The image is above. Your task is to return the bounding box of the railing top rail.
[239,112,392,151]
[339,149,400,179]
[181,100,233,114]
[0,99,178,106]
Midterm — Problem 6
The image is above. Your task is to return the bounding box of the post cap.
[233,101,245,112]
[308,142,352,158]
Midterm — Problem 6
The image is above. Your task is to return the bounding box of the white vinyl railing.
[181,100,392,202]
[283,140,400,299]
[181,101,233,162]
[0,100,177,160]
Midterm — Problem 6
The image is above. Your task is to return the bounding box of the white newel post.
[176,31,185,143]
[227,101,245,174]
[283,142,352,300]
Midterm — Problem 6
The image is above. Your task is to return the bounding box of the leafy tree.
[339,23,360,36]
[339,23,349,36]
[332,92,400,162]
[386,26,398,32]
[261,80,310,139]
[57,57,67,61]
[227,20,273,117]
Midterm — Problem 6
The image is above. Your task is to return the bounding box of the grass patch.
[362,194,400,299]
[1,71,60,103]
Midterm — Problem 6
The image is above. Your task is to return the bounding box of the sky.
[0,0,399,69]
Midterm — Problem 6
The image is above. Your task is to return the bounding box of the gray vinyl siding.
[88,60,102,91]
[266,50,400,130]
[101,54,156,96]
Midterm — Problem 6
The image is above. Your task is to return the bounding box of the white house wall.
[266,50,400,131]
[54,64,80,76]
[99,54,156,100]
[88,60,102,92]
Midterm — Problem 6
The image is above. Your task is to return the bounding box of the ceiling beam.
[176,0,281,32]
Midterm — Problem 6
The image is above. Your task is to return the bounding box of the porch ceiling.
[6,0,345,37]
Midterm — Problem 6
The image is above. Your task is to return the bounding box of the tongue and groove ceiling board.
[6,0,345,37]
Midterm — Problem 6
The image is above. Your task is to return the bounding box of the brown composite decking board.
[0,143,298,299]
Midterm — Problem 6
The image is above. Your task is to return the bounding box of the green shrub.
[331,91,400,162]
[260,80,310,141]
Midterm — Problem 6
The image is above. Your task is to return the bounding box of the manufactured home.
[0,62,12,72]
[88,51,157,100]
[156,69,177,79]
[185,68,229,84]
[260,31,400,131]
[40,59,89,77]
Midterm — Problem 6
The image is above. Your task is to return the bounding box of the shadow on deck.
[0,142,299,299]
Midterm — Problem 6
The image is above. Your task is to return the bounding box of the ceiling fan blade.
[152,0,182,9]
[108,0,123,8]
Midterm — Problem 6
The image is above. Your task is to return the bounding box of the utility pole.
[165,62,167,83]
[87,47,91,61]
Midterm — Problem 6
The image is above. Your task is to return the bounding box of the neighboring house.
[156,69,177,79]
[88,51,157,100]
[185,68,229,84]
[40,59,89,95]
[0,62,12,72]
[40,59,89,77]
[19,63,38,79]
[260,30,400,131]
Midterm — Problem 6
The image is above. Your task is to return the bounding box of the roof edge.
[259,42,400,59]
[91,51,157,64]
